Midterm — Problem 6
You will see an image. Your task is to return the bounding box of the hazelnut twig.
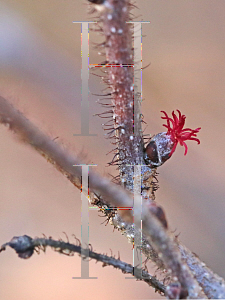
[0,235,166,295]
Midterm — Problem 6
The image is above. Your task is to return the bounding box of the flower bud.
[144,132,174,167]
[144,110,201,167]
[88,0,105,4]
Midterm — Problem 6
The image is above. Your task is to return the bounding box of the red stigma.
[161,110,201,156]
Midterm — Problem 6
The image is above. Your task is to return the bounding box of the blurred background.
[0,0,225,299]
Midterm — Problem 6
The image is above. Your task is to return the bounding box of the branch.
[178,242,225,299]
[0,235,166,295]
[93,0,156,198]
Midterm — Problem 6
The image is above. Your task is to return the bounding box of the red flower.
[161,110,201,156]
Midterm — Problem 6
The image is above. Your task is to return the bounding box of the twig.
[95,0,155,197]
[178,242,225,299]
[0,235,166,295]
[0,95,131,208]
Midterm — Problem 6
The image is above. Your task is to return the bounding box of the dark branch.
[0,235,166,295]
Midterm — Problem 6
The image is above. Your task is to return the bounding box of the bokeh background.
[0,1,225,299]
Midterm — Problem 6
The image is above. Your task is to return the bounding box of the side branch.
[0,235,166,295]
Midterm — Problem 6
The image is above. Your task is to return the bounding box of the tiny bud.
[148,202,168,229]
[88,0,105,4]
[166,282,181,299]
[8,235,34,259]
[145,141,159,164]
[166,282,188,299]
[144,132,173,167]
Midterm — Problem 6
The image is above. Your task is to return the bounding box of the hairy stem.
[0,235,166,295]
[99,0,154,196]
[178,242,225,299]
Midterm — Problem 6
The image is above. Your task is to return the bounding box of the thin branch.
[178,242,225,299]
[0,95,132,208]
[0,235,166,295]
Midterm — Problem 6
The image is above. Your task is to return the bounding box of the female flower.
[144,110,201,167]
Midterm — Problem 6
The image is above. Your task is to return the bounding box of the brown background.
[0,0,225,299]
